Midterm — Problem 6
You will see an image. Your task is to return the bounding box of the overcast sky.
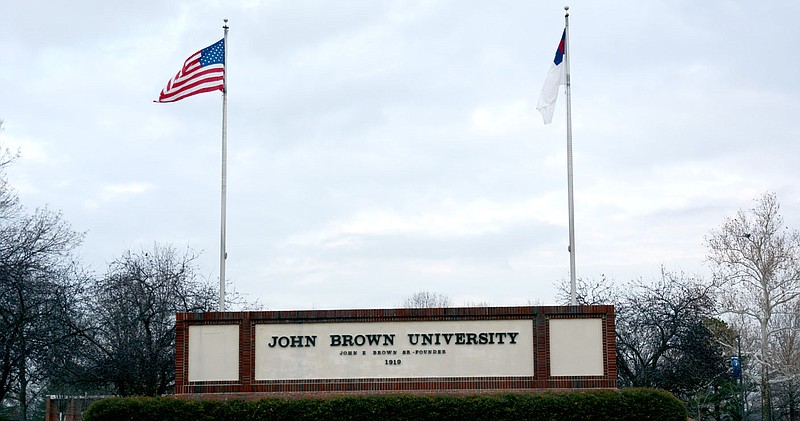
[2,1,799,310]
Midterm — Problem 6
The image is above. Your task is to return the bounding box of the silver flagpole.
[220,19,229,311]
[564,7,577,306]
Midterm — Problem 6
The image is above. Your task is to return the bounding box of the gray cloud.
[3,0,799,309]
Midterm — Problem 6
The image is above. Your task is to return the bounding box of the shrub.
[84,388,687,421]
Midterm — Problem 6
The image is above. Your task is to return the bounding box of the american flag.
[156,39,225,103]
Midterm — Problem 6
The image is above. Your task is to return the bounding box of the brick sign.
[175,305,616,396]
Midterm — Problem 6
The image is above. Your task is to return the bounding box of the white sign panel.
[548,318,604,376]
[188,324,239,382]
[255,320,534,380]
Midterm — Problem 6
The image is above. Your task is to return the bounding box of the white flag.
[537,29,566,124]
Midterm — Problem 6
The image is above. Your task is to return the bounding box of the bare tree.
[0,125,86,419]
[613,270,723,394]
[0,208,85,420]
[557,269,735,414]
[0,120,20,219]
[79,244,217,396]
[555,275,615,305]
[707,192,800,421]
[768,299,800,421]
[402,290,452,308]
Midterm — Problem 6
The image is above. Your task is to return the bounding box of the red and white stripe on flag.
[157,39,225,103]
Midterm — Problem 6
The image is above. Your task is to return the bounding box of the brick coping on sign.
[175,305,616,396]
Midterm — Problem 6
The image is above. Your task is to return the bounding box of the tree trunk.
[761,368,771,421]
[761,316,772,421]
[18,352,27,421]
[761,366,772,421]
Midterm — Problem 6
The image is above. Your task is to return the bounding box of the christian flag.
[156,39,225,103]
[537,29,566,124]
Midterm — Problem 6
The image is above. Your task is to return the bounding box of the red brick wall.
[175,305,616,396]
[45,396,107,421]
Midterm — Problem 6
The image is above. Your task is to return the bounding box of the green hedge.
[84,388,686,421]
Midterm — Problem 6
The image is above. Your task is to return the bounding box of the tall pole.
[219,19,229,311]
[564,6,577,306]
[738,335,746,420]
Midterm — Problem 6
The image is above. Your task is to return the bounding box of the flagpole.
[219,19,229,311]
[564,6,577,306]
